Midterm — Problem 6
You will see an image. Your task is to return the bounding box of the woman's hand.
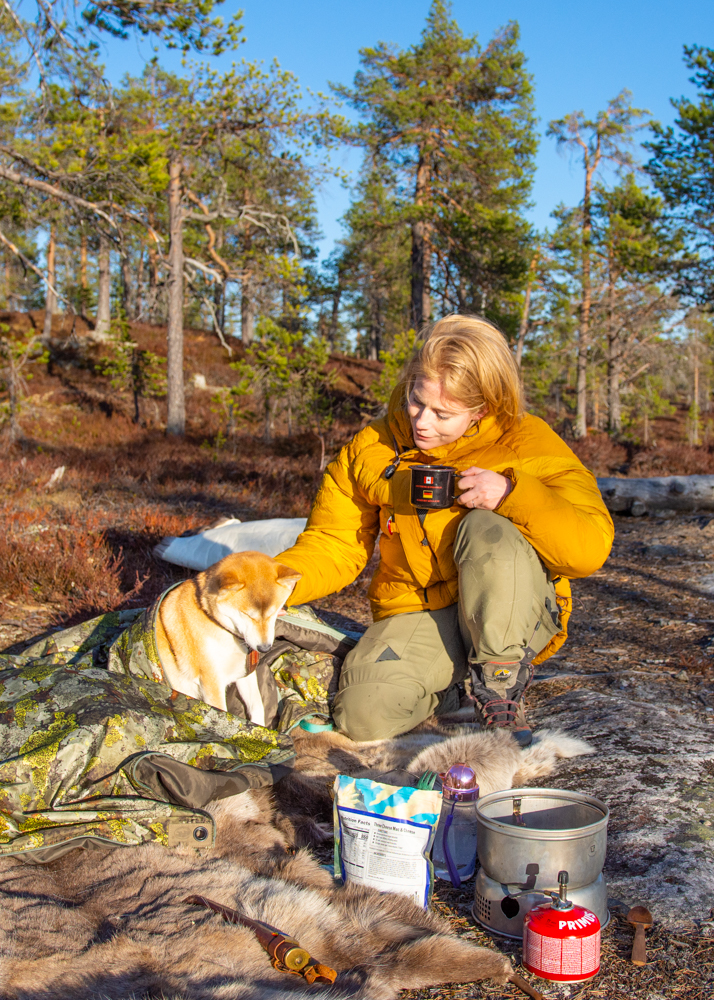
[457,467,512,511]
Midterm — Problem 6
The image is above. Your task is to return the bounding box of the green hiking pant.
[332,509,561,741]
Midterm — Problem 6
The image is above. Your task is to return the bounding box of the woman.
[277,315,613,746]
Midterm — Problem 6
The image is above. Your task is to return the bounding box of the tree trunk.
[121,253,135,322]
[367,279,381,360]
[329,280,342,351]
[6,254,18,311]
[213,226,226,331]
[213,279,226,333]
[135,251,144,320]
[94,234,112,340]
[367,327,380,361]
[166,156,185,436]
[597,475,714,514]
[607,346,622,435]
[241,272,255,346]
[410,154,431,331]
[607,250,622,436]
[515,251,538,367]
[42,224,56,343]
[263,393,275,443]
[148,209,159,324]
[691,346,700,446]
[79,231,89,317]
[576,164,596,439]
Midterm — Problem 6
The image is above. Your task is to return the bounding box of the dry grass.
[0,317,379,629]
[569,427,714,478]
[0,436,331,630]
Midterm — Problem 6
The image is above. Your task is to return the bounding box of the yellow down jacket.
[278,388,614,664]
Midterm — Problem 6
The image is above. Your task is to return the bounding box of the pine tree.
[545,172,683,438]
[592,174,685,434]
[547,91,649,437]
[336,0,536,331]
[336,167,410,359]
[646,45,714,303]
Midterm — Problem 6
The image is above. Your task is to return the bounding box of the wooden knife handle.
[509,972,544,999]
[631,923,647,966]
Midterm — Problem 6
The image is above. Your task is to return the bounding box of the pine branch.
[0,225,67,305]
[0,160,164,245]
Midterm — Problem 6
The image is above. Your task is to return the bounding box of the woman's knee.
[454,508,524,562]
[332,680,423,741]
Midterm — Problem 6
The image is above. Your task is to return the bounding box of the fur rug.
[0,725,592,999]
[270,723,594,845]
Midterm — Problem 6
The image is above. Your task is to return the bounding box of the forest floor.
[1,318,714,998]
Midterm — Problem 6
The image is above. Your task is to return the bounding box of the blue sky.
[106,0,714,262]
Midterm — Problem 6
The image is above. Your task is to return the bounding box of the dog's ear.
[276,563,301,589]
[222,581,246,594]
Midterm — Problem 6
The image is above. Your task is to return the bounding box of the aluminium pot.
[476,787,609,890]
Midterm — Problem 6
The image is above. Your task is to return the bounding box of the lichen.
[18,712,78,805]
[149,821,168,846]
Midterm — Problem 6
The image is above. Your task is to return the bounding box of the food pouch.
[333,774,442,908]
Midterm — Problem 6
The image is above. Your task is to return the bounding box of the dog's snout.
[256,643,272,653]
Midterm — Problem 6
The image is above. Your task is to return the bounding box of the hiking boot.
[475,696,532,748]
[434,682,462,717]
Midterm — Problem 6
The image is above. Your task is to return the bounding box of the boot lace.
[478,661,534,727]
[480,698,522,727]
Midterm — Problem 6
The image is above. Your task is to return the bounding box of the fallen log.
[596,475,714,516]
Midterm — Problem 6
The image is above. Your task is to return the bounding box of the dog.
[155,551,301,725]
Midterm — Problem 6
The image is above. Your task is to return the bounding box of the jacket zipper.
[416,510,444,603]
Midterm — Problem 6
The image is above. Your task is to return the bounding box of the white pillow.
[154,517,307,572]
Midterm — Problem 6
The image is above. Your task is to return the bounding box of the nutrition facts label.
[337,806,432,907]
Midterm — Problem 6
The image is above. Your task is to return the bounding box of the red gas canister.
[522,871,601,983]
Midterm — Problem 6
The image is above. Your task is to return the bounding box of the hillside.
[3,313,714,637]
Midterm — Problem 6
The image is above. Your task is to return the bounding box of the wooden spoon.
[627,905,653,966]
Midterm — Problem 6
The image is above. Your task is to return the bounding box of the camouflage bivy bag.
[0,591,361,861]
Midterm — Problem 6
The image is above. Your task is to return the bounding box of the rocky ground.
[404,513,714,1000]
[317,513,714,999]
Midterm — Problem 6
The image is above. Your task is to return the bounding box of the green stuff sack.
[0,600,294,860]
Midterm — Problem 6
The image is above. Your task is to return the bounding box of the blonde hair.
[404,314,524,427]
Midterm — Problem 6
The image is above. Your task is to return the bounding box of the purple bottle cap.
[441,762,479,801]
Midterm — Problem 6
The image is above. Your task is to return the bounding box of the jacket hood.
[386,382,508,465]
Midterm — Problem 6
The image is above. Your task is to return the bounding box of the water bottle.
[431,763,479,886]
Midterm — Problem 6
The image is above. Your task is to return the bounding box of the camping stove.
[472,868,609,939]
[471,787,610,939]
